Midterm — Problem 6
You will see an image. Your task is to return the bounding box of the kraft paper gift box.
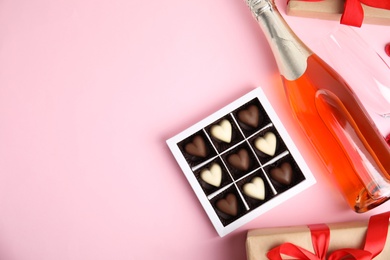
[286,0,390,26]
[246,212,390,259]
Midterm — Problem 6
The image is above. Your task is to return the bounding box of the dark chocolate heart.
[184,135,207,157]
[216,193,237,216]
[270,162,293,185]
[227,149,249,171]
[238,105,260,128]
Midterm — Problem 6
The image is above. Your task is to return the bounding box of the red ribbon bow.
[267,211,390,260]
[296,0,390,27]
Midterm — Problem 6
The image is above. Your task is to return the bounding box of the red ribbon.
[293,0,390,27]
[267,211,390,259]
[341,0,364,27]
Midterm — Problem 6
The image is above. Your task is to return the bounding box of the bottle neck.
[245,0,312,80]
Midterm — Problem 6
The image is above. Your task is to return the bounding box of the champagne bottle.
[244,0,390,212]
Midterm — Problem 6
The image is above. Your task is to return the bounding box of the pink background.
[1,0,390,259]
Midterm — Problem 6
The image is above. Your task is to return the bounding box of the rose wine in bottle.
[244,0,390,212]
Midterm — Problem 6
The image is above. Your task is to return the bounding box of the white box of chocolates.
[166,88,316,237]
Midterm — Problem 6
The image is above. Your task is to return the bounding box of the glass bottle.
[244,0,390,212]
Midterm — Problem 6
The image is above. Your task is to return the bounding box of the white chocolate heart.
[254,132,277,156]
[210,119,232,143]
[200,163,222,187]
[243,177,265,200]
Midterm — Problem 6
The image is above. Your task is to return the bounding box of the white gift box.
[166,87,316,237]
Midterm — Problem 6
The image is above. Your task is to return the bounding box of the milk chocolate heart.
[243,177,265,200]
[216,193,237,216]
[227,149,249,171]
[210,119,232,143]
[200,163,222,187]
[270,162,293,185]
[254,132,277,156]
[184,135,207,157]
[238,105,260,128]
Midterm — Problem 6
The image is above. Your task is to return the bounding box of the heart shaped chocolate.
[243,177,265,200]
[216,193,237,216]
[238,105,260,128]
[270,162,293,185]
[184,135,207,157]
[200,163,222,187]
[254,132,277,156]
[227,149,249,171]
[210,119,232,143]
